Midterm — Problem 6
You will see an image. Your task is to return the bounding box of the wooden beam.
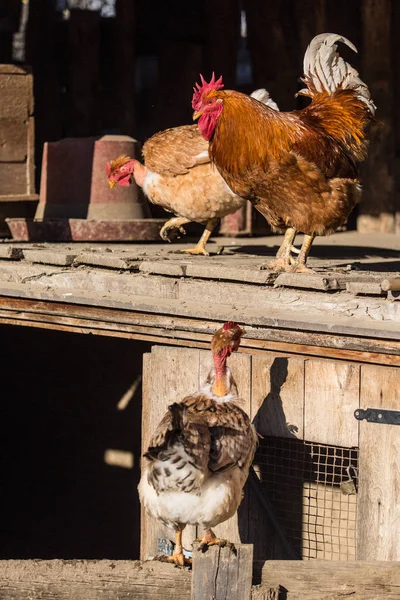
[191,544,253,600]
[0,559,191,600]
[261,560,400,599]
[0,297,399,366]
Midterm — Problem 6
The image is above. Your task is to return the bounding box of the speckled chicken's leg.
[290,233,316,273]
[160,217,191,242]
[197,528,236,553]
[261,227,297,271]
[165,529,192,567]
[178,218,219,256]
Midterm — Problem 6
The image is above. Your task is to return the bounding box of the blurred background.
[0,0,398,232]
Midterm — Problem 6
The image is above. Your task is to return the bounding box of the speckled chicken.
[106,90,278,255]
[138,322,257,567]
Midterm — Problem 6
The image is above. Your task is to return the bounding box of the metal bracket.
[354,408,400,425]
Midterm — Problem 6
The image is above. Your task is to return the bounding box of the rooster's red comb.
[192,73,224,110]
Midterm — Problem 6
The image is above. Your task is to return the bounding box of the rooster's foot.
[160,224,187,242]
[260,257,295,272]
[177,246,209,256]
[287,263,315,274]
[153,552,192,568]
[197,531,237,554]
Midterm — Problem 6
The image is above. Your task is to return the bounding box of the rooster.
[106,90,278,256]
[138,322,257,567]
[192,34,375,272]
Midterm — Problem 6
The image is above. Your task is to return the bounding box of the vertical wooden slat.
[141,346,201,559]
[140,351,153,561]
[304,361,360,447]
[251,355,305,439]
[357,364,400,560]
[199,350,252,544]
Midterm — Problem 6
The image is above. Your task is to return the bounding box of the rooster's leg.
[261,227,297,271]
[290,233,316,273]
[178,218,218,256]
[197,528,236,553]
[160,217,191,242]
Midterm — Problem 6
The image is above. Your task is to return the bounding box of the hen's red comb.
[192,73,224,110]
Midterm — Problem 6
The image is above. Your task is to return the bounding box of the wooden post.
[358,0,395,233]
[25,0,62,189]
[114,0,136,137]
[191,543,253,600]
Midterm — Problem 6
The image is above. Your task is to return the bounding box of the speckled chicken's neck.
[213,350,229,397]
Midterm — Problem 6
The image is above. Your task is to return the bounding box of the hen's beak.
[192,110,202,121]
[108,180,116,189]
[240,328,246,337]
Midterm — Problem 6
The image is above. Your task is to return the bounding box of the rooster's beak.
[108,180,116,189]
[192,111,202,121]
[240,329,246,337]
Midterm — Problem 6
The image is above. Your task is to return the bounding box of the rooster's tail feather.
[298,33,375,116]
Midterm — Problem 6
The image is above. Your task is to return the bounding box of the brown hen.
[106,90,278,255]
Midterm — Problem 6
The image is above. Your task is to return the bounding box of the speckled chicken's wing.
[144,393,257,494]
[142,125,209,176]
[181,394,257,473]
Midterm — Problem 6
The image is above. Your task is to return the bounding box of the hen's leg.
[289,233,315,273]
[178,218,219,256]
[197,528,236,552]
[260,227,297,271]
[160,217,191,242]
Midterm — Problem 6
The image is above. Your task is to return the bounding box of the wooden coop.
[0,237,399,599]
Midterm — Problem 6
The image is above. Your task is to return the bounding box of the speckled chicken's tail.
[298,33,376,115]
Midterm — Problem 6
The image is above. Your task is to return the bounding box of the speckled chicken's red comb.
[192,73,224,110]
[222,321,240,331]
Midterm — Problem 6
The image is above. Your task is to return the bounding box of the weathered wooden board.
[0,559,192,600]
[251,355,305,439]
[304,360,360,446]
[191,543,253,600]
[140,347,201,560]
[0,67,31,120]
[0,119,28,162]
[0,163,28,195]
[261,560,400,599]
[358,364,400,560]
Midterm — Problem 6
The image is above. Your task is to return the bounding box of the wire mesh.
[253,437,358,560]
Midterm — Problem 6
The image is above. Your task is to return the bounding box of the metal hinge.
[354,408,400,425]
